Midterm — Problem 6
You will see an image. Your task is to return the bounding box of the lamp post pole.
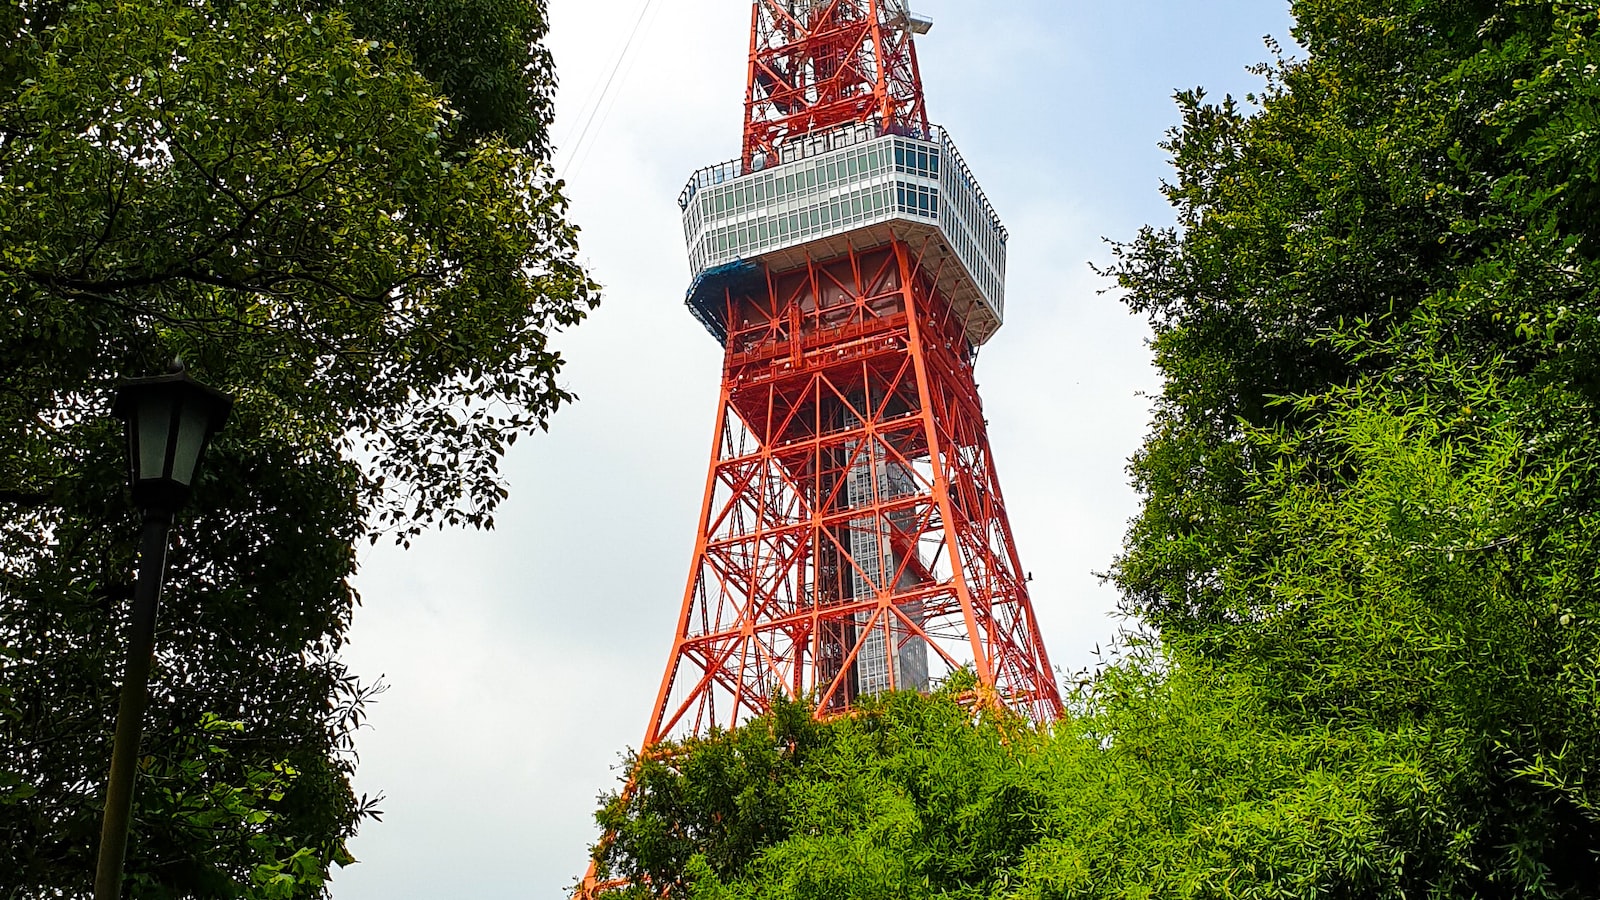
[94,509,174,900]
[94,361,232,899]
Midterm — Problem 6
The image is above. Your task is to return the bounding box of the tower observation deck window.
[680,125,1009,344]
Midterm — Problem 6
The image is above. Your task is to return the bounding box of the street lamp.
[96,361,232,900]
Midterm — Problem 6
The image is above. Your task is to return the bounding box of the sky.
[329,1,1299,897]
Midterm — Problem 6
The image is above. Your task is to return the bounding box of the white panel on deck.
[680,127,1009,346]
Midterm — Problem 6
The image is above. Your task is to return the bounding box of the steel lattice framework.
[744,0,929,167]
[578,4,1059,895]
[649,240,1060,742]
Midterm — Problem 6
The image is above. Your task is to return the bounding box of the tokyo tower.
[582,2,1062,889]
[660,0,1062,744]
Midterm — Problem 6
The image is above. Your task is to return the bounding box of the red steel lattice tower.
[581,4,1061,891]
[664,0,1062,752]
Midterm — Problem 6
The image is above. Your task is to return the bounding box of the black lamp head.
[112,362,234,514]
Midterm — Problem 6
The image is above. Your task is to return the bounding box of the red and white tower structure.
[650,0,1062,739]
[582,6,1061,888]
[665,0,1059,734]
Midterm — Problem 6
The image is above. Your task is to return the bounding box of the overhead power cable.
[557,0,666,180]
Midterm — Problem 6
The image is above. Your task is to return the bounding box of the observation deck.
[679,125,1008,347]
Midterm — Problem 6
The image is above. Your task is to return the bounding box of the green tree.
[1107,0,1600,889]
[0,0,595,895]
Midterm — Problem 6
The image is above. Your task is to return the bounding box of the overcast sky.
[328,1,1298,897]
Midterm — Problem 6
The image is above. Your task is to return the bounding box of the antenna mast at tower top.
[744,0,932,168]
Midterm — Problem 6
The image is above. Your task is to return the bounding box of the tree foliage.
[597,386,1600,894]
[0,0,594,895]
[1106,0,1600,886]
[592,1,1600,896]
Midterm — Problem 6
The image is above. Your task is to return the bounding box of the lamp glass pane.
[169,400,210,487]
[136,393,174,481]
